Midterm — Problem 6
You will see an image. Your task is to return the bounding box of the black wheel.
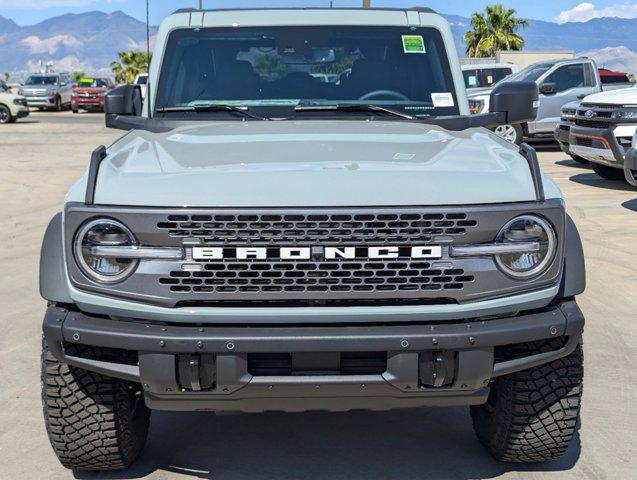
[72,108,79,114]
[41,340,150,471]
[54,96,61,112]
[471,338,583,463]
[0,104,12,124]
[494,123,523,145]
[592,162,624,180]
[625,168,637,187]
[569,153,589,165]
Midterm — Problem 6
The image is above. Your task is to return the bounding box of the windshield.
[136,75,148,85]
[25,76,58,85]
[77,78,109,88]
[499,63,555,85]
[155,26,460,118]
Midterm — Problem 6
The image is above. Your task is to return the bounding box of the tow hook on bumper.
[43,301,584,412]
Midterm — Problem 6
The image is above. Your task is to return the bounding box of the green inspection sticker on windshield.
[402,35,426,54]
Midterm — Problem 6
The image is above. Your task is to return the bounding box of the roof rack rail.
[170,6,436,15]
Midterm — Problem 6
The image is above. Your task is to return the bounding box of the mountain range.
[1,10,637,78]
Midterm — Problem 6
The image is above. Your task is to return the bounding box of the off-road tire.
[41,340,150,471]
[569,153,588,165]
[592,163,624,180]
[470,338,583,463]
[53,96,61,112]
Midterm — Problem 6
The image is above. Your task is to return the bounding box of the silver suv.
[39,7,585,472]
[19,72,73,111]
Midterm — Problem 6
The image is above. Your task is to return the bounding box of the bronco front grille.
[156,212,477,298]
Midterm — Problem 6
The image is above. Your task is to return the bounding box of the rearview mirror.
[489,81,538,125]
[539,82,557,95]
[105,84,143,130]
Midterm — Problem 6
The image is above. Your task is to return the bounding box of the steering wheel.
[359,90,409,101]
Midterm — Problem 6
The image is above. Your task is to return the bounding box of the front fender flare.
[40,212,73,303]
[558,214,586,298]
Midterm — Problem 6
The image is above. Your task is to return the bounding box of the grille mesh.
[160,261,475,295]
[157,212,477,244]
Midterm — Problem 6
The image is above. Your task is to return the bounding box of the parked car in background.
[624,131,637,186]
[0,79,29,123]
[569,84,637,181]
[598,68,633,89]
[134,73,148,98]
[462,63,518,97]
[71,77,115,113]
[19,72,73,111]
[468,58,625,144]
[554,100,588,164]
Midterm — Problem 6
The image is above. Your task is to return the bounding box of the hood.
[583,85,637,105]
[86,120,545,207]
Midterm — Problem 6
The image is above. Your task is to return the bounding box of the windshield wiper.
[156,104,268,120]
[294,104,415,120]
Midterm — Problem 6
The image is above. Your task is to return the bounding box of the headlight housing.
[73,219,138,283]
[495,215,557,279]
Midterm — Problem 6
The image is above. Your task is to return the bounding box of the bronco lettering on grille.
[192,246,443,261]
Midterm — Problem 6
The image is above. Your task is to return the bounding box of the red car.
[71,77,115,113]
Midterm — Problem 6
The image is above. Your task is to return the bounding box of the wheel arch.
[557,213,586,298]
[40,212,73,303]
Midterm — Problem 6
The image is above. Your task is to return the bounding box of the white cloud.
[557,2,637,23]
[21,35,82,54]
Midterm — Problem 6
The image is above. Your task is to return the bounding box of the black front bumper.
[43,301,584,412]
[17,109,29,118]
[554,123,571,149]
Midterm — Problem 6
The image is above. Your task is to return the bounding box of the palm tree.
[2,72,9,82]
[72,71,85,83]
[110,51,152,84]
[464,4,527,58]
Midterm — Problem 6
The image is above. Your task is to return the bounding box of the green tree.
[2,72,9,82]
[72,71,85,82]
[464,4,527,58]
[110,51,152,84]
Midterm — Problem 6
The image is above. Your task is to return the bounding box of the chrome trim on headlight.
[89,245,185,260]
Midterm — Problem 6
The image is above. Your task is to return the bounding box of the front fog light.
[73,219,138,283]
[495,215,556,279]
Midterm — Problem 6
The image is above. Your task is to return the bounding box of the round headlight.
[495,215,557,279]
[73,219,138,283]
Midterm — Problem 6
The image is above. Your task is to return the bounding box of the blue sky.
[1,0,637,26]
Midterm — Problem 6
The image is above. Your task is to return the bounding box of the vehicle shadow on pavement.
[74,408,580,480]
[622,199,637,212]
[569,173,637,192]
[555,159,591,170]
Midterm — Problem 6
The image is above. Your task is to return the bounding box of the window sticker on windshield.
[431,92,455,107]
[402,35,426,54]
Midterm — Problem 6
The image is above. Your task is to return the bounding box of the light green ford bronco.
[40,7,585,471]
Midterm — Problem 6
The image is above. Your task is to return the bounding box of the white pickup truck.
[470,58,632,144]
[568,85,637,183]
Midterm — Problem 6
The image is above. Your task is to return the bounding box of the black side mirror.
[489,81,539,125]
[105,84,143,130]
[539,82,557,95]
